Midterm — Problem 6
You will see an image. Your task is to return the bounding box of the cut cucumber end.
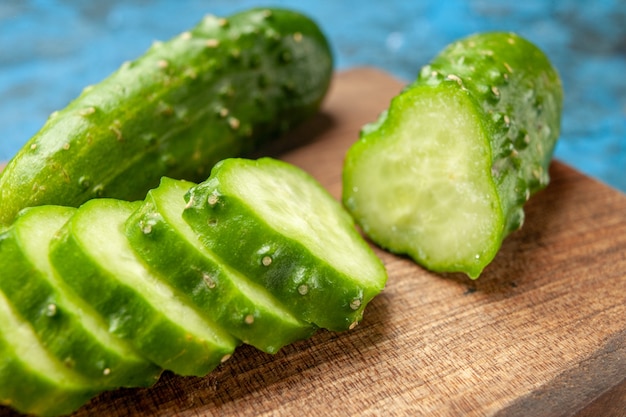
[343,83,504,278]
[213,158,385,288]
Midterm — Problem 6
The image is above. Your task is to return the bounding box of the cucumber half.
[343,32,563,278]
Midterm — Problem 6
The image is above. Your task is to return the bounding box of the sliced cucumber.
[0,290,100,417]
[49,199,238,376]
[183,157,388,331]
[125,177,317,353]
[0,205,161,388]
[1,157,387,416]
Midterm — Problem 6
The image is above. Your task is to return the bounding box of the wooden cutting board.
[1,68,625,417]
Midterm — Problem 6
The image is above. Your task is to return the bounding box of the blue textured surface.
[1,0,625,191]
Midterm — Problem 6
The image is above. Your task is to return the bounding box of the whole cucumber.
[342,32,563,278]
[0,157,386,417]
[0,7,332,226]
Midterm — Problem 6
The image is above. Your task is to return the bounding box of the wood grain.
[1,68,625,416]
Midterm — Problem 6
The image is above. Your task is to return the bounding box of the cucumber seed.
[298,284,309,295]
[261,255,272,266]
[203,272,217,289]
[244,314,255,324]
[208,193,219,206]
[228,117,240,130]
[349,298,362,310]
[45,303,58,317]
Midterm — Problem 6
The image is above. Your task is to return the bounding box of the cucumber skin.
[124,178,317,354]
[0,206,161,389]
[0,7,333,226]
[343,32,562,277]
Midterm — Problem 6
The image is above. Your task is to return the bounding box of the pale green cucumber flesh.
[49,199,238,376]
[343,83,503,278]
[125,177,317,354]
[0,290,99,417]
[183,158,388,331]
[9,206,162,388]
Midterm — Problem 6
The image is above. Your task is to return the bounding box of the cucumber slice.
[343,32,563,278]
[0,206,161,388]
[183,157,388,331]
[0,290,100,417]
[49,199,238,376]
[125,177,317,353]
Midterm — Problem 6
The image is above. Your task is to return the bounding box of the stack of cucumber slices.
[0,158,388,417]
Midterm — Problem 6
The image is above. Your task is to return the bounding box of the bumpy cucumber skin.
[183,158,388,331]
[49,199,238,377]
[343,32,562,278]
[0,7,333,226]
[125,177,317,354]
[0,206,161,389]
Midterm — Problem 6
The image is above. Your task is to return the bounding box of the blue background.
[1,0,625,192]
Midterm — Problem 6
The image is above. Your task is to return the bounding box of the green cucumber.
[342,32,563,278]
[1,157,386,416]
[0,7,332,226]
[183,158,388,331]
[0,290,100,417]
[49,199,238,376]
[125,177,317,354]
[0,206,161,388]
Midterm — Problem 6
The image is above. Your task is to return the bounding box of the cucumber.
[0,290,100,417]
[0,206,161,388]
[183,158,388,331]
[342,32,563,278]
[0,7,332,226]
[48,199,239,376]
[1,157,386,416]
[125,177,318,354]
